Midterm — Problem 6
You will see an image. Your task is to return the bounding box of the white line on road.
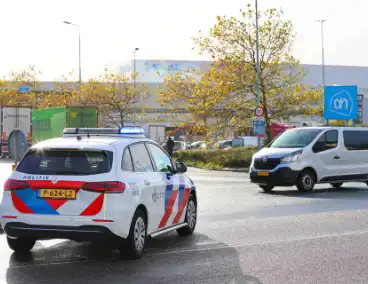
[146,228,368,257]
[6,228,368,269]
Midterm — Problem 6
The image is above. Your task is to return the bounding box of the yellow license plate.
[257,172,269,177]
[39,189,77,199]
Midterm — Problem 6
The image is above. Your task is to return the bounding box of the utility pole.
[255,0,261,150]
[132,47,139,125]
[63,21,82,86]
[315,20,326,86]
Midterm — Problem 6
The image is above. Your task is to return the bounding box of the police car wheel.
[297,169,316,192]
[259,184,274,193]
[120,209,147,260]
[7,237,36,253]
[177,194,197,236]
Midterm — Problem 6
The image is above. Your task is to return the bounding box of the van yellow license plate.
[38,189,76,199]
[257,172,269,177]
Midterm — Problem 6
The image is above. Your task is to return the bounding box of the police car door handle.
[334,155,340,159]
[144,180,151,185]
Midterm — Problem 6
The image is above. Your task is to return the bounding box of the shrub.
[174,147,257,169]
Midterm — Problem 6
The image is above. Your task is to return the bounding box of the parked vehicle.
[1,106,32,158]
[189,141,207,150]
[232,136,263,148]
[250,127,368,193]
[32,106,98,144]
[218,140,232,149]
[162,140,187,152]
[148,125,166,144]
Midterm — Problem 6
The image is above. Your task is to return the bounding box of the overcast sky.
[1,0,367,80]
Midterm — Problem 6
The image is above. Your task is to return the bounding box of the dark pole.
[255,0,261,150]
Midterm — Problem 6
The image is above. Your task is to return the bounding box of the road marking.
[6,228,368,268]
[146,228,368,256]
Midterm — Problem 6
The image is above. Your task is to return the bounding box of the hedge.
[174,147,257,169]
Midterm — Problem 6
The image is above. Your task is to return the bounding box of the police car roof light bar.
[63,127,146,138]
[119,127,145,135]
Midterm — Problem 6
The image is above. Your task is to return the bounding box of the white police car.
[0,127,197,259]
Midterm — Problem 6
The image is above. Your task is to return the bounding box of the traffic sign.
[255,105,264,117]
[324,85,358,120]
[253,119,265,136]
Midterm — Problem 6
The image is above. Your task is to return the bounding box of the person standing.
[166,136,175,157]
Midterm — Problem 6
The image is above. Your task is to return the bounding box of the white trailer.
[1,106,32,158]
[148,125,166,143]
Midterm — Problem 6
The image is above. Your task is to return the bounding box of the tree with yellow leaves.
[158,63,234,141]
[82,69,147,128]
[0,65,42,107]
[193,4,322,141]
[41,71,82,108]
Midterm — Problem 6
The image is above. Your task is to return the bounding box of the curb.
[212,168,249,173]
[189,166,249,173]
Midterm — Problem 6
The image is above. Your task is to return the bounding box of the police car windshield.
[270,129,323,148]
[17,148,113,175]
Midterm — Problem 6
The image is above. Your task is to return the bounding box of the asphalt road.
[1,163,368,283]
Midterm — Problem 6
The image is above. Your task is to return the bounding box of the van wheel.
[259,184,274,193]
[7,237,35,253]
[330,183,343,188]
[119,209,147,260]
[297,169,316,192]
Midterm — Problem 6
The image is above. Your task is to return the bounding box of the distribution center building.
[118,59,368,126]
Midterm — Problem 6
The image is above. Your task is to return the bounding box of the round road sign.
[8,130,28,162]
[255,105,264,117]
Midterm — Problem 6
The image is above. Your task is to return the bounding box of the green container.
[32,106,97,144]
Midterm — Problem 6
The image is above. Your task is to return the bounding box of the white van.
[232,136,264,148]
[250,127,368,192]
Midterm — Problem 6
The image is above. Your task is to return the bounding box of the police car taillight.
[4,179,29,191]
[81,181,125,193]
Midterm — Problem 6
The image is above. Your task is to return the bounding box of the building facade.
[119,59,368,126]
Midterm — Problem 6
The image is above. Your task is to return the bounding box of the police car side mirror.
[175,160,187,173]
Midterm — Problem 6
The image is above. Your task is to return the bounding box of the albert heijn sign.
[324,85,358,121]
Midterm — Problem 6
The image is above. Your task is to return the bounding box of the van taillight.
[81,182,125,193]
[4,179,30,191]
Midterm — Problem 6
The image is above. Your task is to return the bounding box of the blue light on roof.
[119,127,145,135]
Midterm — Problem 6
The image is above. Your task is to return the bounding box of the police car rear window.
[17,149,114,175]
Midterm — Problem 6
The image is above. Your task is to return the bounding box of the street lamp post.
[255,0,261,149]
[132,48,139,125]
[315,20,326,86]
[63,21,82,85]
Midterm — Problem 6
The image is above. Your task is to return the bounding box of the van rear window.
[17,149,113,175]
[343,130,368,150]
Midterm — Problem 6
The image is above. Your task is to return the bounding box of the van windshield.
[270,129,323,148]
[17,148,113,175]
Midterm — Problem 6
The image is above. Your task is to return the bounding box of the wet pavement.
[1,164,368,283]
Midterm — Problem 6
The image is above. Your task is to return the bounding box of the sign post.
[253,105,265,147]
[324,85,358,125]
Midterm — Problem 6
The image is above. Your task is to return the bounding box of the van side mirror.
[175,159,187,173]
[313,142,326,153]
